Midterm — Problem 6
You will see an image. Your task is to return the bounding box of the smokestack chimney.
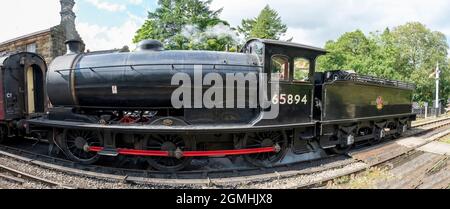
[136,40,165,52]
[65,40,82,54]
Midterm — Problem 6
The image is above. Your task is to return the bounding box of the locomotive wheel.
[394,124,407,139]
[60,129,102,165]
[242,131,288,167]
[369,128,385,145]
[329,134,354,155]
[143,135,193,172]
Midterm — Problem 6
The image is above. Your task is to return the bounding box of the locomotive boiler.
[47,40,260,110]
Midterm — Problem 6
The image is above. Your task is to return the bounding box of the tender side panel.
[323,81,413,121]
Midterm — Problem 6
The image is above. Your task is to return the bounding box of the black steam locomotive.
[0,39,416,171]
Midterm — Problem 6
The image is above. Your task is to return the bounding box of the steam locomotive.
[0,39,416,171]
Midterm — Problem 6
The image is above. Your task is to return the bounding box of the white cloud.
[128,0,143,5]
[0,0,138,51]
[3,0,450,53]
[211,0,450,47]
[77,20,139,51]
[85,0,126,12]
[0,0,60,42]
[126,11,146,25]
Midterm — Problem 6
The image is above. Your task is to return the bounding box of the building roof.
[247,38,327,53]
[0,28,52,46]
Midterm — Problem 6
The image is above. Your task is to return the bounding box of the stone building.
[0,0,84,64]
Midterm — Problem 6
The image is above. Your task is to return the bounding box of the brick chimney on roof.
[60,0,82,42]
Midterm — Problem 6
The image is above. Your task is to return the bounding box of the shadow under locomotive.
[1,39,416,172]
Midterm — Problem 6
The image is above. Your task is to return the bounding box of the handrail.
[346,74,415,89]
[326,71,415,90]
[55,63,263,73]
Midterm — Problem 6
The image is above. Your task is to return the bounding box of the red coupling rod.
[88,146,277,158]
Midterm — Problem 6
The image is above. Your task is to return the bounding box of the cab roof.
[246,39,327,54]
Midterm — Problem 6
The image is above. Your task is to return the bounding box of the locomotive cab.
[242,39,329,156]
[243,39,327,126]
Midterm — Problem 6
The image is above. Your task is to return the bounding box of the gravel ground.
[418,160,449,189]
[227,162,367,189]
[0,150,444,189]
[323,151,450,189]
[0,178,50,189]
[0,152,368,189]
[0,179,22,189]
[0,155,197,189]
[378,152,447,189]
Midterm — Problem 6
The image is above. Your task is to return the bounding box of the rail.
[0,164,73,189]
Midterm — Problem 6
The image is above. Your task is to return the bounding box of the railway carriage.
[0,52,48,142]
[0,39,415,172]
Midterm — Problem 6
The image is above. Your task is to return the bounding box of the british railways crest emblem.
[376,96,384,110]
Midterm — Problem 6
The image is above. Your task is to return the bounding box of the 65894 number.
[272,94,308,105]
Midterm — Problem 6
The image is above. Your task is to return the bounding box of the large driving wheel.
[60,129,102,165]
[242,131,288,167]
[143,134,194,172]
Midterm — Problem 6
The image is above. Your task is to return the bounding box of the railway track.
[0,164,74,189]
[0,116,448,188]
[412,115,450,127]
[285,120,450,189]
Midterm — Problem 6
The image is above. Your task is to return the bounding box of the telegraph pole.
[435,62,440,116]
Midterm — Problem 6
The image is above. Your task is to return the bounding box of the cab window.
[294,58,310,82]
[271,55,289,81]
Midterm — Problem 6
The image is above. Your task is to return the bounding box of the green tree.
[317,22,450,104]
[316,30,395,78]
[238,5,287,40]
[133,0,238,51]
[390,22,449,102]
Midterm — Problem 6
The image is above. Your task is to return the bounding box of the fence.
[412,106,447,118]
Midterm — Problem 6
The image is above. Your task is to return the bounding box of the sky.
[1,0,450,51]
